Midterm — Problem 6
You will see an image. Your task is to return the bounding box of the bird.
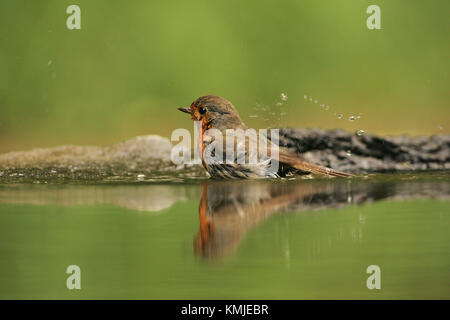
[178,95,353,179]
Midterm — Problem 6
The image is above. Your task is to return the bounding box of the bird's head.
[178,95,245,130]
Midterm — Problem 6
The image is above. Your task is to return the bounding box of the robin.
[178,95,353,178]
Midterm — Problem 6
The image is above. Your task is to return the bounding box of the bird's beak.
[178,107,192,114]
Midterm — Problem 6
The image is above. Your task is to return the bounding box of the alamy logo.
[366,5,381,30]
[366,265,381,290]
[171,122,280,174]
[66,5,81,30]
[66,265,81,290]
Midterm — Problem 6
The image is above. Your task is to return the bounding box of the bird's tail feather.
[278,151,353,177]
[293,161,353,177]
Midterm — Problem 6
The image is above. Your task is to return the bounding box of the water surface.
[0,173,449,299]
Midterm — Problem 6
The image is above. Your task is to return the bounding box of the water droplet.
[349,116,355,122]
[280,93,288,101]
[337,114,343,119]
[356,129,365,136]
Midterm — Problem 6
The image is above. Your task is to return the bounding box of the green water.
[0,174,449,299]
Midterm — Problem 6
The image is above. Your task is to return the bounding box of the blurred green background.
[0,0,449,153]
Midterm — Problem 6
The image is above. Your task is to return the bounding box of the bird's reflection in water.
[194,180,347,259]
[193,178,450,260]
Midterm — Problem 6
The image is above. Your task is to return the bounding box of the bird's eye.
[198,107,207,115]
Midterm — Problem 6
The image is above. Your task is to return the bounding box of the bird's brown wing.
[277,147,354,177]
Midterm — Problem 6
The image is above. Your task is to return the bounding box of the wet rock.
[0,135,171,168]
[0,135,205,182]
[279,128,450,173]
[0,130,448,182]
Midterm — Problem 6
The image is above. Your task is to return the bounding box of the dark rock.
[279,128,450,173]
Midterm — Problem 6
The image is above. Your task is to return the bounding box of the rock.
[0,135,172,168]
[0,135,205,182]
[279,128,450,173]
[103,135,172,162]
[0,130,448,182]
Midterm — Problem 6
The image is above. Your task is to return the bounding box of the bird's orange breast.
[199,117,213,171]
